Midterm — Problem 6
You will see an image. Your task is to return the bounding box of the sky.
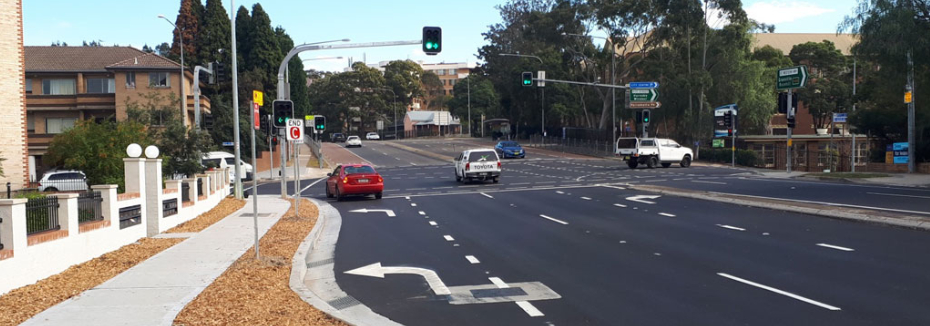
[24,0,857,73]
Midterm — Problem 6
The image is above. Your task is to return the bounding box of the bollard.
[6,182,10,199]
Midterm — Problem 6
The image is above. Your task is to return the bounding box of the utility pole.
[851,58,856,173]
[467,74,471,136]
[229,0,243,199]
[907,49,916,173]
[787,89,793,173]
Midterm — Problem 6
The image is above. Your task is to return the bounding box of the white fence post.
[144,158,163,236]
[0,199,27,252]
[91,185,118,228]
[51,194,79,237]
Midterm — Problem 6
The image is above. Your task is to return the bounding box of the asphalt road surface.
[260,138,930,325]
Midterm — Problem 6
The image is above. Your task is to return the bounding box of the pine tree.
[171,0,202,69]
[245,3,283,95]
[234,6,251,71]
[198,0,231,67]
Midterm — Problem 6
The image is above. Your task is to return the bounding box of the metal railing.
[77,191,103,223]
[119,204,142,229]
[26,196,60,235]
[182,182,191,202]
[163,198,178,217]
[197,178,204,198]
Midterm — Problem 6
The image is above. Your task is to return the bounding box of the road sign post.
[249,100,260,259]
[286,119,303,217]
[778,66,808,173]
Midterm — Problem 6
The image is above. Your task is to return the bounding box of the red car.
[326,164,384,201]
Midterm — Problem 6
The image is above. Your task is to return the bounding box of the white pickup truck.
[453,149,501,183]
[616,137,693,169]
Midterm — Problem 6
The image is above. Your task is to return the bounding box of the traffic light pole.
[786,89,793,173]
[231,0,243,200]
[191,65,214,129]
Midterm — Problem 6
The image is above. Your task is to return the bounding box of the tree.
[384,60,425,106]
[449,75,501,133]
[234,6,251,69]
[156,42,172,57]
[125,92,214,178]
[421,71,444,110]
[171,0,202,69]
[244,4,281,88]
[198,0,232,72]
[789,41,852,130]
[46,120,152,191]
[142,44,155,53]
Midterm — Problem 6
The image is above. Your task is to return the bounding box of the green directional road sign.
[777,65,809,90]
[630,89,659,102]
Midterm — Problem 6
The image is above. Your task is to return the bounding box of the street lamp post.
[564,33,616,145]
[158,15,186,127]
[499,53,544,137]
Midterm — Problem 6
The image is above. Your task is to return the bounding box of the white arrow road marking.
[465,255,480,264]
[716,224,745,231]
[345,262,451,295]
[717,273,841,311]
[349,209,396,217]
[626,195,661,204]
[539,214,569,225]
[817,243,855,252]
[488,277,544,317]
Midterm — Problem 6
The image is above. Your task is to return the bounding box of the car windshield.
[224,157,236,165]
[344,166,376,174]
[202,158,221,169]
[347,136,359,140]
[500,142,519,147]
[617,139,637,149]
[468,151,498,162]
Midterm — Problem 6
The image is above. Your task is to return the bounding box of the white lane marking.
[673,178,689,181]
[556,191,565,194]
[613,203,627,208]
[866,192,930,199]
[418,211,426,215]
[600,185,627,190]
[659,213,676,217]
[626,195,660,204]
[489,277,509,288]
[480,192,494,199]
[721,192,930,216]
[433,186,453,189]
[405,196,411,200]
[411,203,417,207]
[465,255,480,264]
[717,273,841,311]
[716,224,746,231]
[516,301,545,317]
[581,197,592,200]
[410,162,418,166]
[691,180,727,185]
[429,221,438,226]
[444,235,455,241]
[817,243,855,252]
[511,182,531,185]
[539,214,569,225]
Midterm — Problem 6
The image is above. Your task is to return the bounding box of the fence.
[162,198,178,217]
[77,191,103,223]
[182,182,190,202]
[25,197,60,235]
[196,178,204,198]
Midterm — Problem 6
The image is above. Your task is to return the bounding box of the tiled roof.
[24,46,179,72]
[751,33,859,56]
[107,53,181,70]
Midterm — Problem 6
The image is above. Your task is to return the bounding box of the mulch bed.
[167,198,246,233]
[174,199,347,326]
[0,238,184,326]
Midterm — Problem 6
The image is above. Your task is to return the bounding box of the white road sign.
[287,119,303,143]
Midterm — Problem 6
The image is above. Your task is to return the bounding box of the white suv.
[38,170,88,192]
[453,149,501,183]
[345,136,362,147]
[366,132,381,140]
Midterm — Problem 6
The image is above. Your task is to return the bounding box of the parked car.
[453,149,501,183]
[202,151,254,181]
[38,170,88,192]
[494,141,525,159]
[345,136,363,148]
[615,137,693,169]
[325,164,384,200]
[330,133,347,143]
[366,132,381,140]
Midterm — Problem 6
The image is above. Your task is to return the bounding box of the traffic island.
[174,199,347,326]
[628,184,930,231]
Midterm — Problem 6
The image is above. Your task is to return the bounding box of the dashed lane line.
[716,224,746,231]
[717,273,841,311]
[816,243,855,252]
[539,214,569,225]
[465,255,480,264]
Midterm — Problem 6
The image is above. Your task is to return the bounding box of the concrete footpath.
[22,196,291,326]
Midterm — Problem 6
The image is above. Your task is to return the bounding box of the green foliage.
[198,0,232,78]
[789,41,852,130]
[46,119,151,191]
[421,71,444,110]
[275,26,310,116]
[449,75,501,132]
[384,60,425,106]
[170,0,202,68]
[701,148,760,167]
[125,92,214,178]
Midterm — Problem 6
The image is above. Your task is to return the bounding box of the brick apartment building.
[24,46,209,179]
[0,0,29,190]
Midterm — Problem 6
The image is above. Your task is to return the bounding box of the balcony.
[26,93,116,110]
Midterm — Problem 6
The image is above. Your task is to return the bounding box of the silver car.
[38,170,89,192]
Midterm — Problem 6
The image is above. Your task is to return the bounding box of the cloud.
[745,1,835,25]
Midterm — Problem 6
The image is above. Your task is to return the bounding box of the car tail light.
[343,177,348,184]
[497,161,501,169]
[378,177,383,183]
[466,163,470,171]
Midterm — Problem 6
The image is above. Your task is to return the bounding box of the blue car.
[495,141,526,159]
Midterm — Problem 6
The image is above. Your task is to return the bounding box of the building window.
[42,79,76,95]
[450,79,456,86]
[27,114,34,132]
[87,78,115,94]
[854,142,868,166]
[126,72,136,88]
[753,144,775,168]
[436,69,445,76]
[149,72,170,88]
[448,69,456,75]
[25,78,32,94]
[795,143,807,167]
[46,118,77,134]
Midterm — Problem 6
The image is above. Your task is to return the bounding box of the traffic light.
[778,92,799,114]
[214,61,226,83]
[521,72,533,87]
[422,26,442,55]
[723,111,732,128]
[203,114,214,130]
[787,115,796,129]
[636,111,643,123]
[259,114,269,131]
[642,109,651,125]
[207,62,216,85]
[314,116,326,131]
[273,100,293,128]
[271,136,279,147]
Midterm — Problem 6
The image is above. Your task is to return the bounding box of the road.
[259,138,930,325]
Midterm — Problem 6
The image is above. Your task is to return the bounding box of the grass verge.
[174,199,346,326]
[0,238,184,326]
[167,198,246,233]
[806,172,890,179]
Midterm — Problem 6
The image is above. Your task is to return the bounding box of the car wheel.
[661,163,671,168]
[335,187,343,201]
[680,155,692,168]
[375,192,383,199]
[326,185,334,198]
[45,187,58,192]
[627,160,638,169]
[646,156,658,169]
